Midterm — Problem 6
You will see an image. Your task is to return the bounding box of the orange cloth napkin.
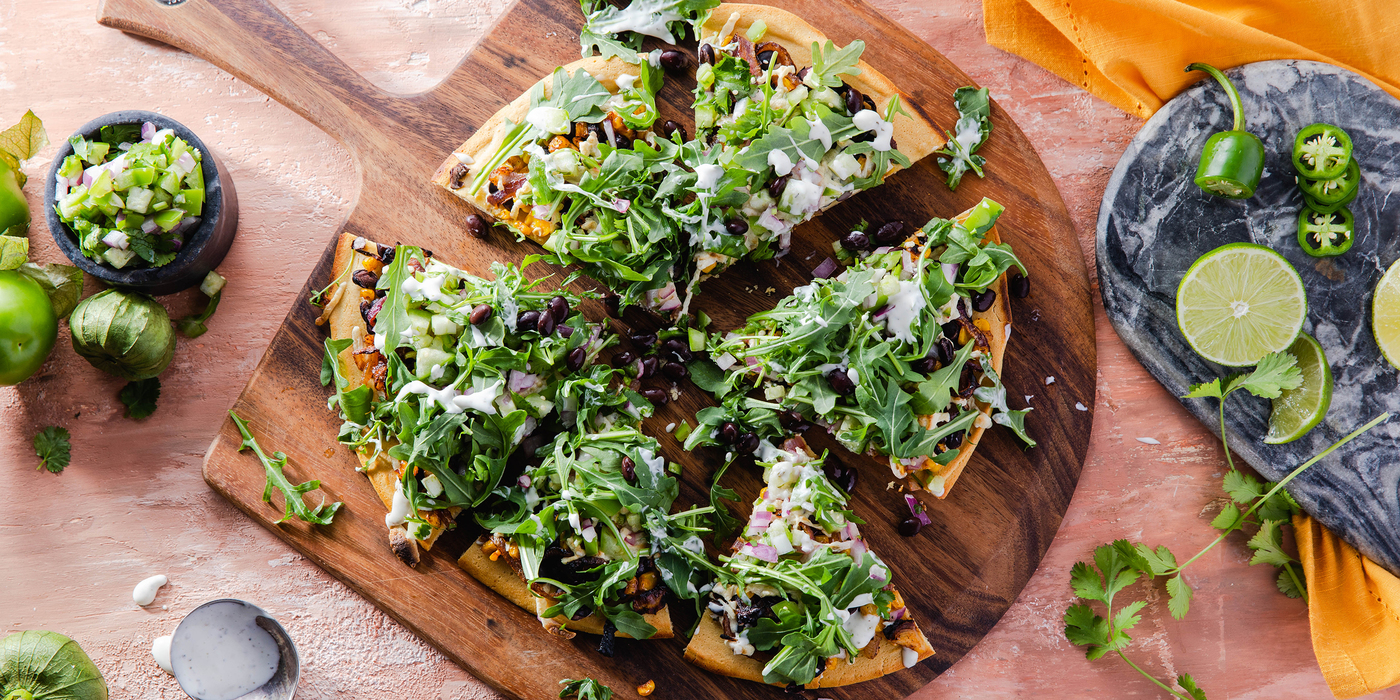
[982,0,1400,118]
[1295,515,1400,698]
[980,2,1400,695]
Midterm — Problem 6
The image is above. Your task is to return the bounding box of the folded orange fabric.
[982,0,1400,118]
[1295,515,1400,699]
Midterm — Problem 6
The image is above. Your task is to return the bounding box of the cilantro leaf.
[1226,351,1303,399]
[1178,673,1209,700]
[119,377,161,419]
[33,426,72,473]
[1276,566,1306,599]
[1246,519,1295,568]
[1063,603,1114,659]
[1183,378,1223,399]
[1210,502,1244,532]
[1133,544,1178,576]
[1165,573,1193,620]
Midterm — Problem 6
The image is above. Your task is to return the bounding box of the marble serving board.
[1098,60,1400,576]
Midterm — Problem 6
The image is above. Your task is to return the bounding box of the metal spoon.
[170,599,300,700]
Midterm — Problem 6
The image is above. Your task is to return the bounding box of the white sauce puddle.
[172,601,281,700]
[133,574,168,606]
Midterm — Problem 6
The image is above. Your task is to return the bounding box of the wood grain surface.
[91,0,1095,697]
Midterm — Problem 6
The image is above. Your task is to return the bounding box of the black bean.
[910,355,938,374]
[621,456,637,482]
[377,246,396,265]
[971,288,997,313]
[824,458,857,493]
[725,217,749,236]
[757,50,775,69]
[662,338,693,363]
[845,86,865,115]
[737,432,759,455]
[558,325,574,338]
[566,347,587,372]
[599,619,617,658]
[536,310,557,336]
[520,431,548,457]
[641,388,668,405]
[826,367,856,395]
[796,66,811,82]
[548,295,570,323]
[940,320,962,341]
[359,299,374,325]
[874,220,906,245]
[768,175,789,199]
[944,430,964,449]
[612,351,635,369]
[661,120,688,142]
[936,337,956,365]
[614,134,633,150]
[464,213,488,239]
[659,49,689,72]
[639,357,659,379]
[470,303,493,325]
[604,293,621,317]
[719,422,739,444]
[841,230,871,251]
[698,43,715,65]
[421,249,435,259]
[778,409,808,431]
[352,269,379,288]
[1010,273,1030,298]
[631,332,658,348]
[662,362,689,381]
[516,310,540,333]
[897,517,923,537]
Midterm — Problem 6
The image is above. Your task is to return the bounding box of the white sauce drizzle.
[133,574,168,606]
[694,163,723,190]
[151,635,174,675]
[768,149,794,176]
[882,279,927,344]
[385,480,412,527]
[852,109,894,151]
[903,646,920,668]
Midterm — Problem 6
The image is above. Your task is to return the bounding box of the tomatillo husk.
[69,289,174,380]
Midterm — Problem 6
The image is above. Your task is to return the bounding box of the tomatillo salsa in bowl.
[45,111,238,295]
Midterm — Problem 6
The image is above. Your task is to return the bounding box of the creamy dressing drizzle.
[133,574,168,606]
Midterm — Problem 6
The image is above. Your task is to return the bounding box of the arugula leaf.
[16,262,83,318]
[808,39,865,88]
[374,245,416,351]
[558,677,613,700]
[119,378,161,419]
[935,86,991,190]
[33,426,71,473]
[229,410,341,525]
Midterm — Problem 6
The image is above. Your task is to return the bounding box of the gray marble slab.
[1097,60,1400,577]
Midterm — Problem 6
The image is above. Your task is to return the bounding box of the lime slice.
[1265,333,1332,444]
[1376,258,1400,370]
[1176,243,1308,366]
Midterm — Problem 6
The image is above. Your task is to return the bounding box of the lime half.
[1176,243,1308,366]
[1265,333,1333,444]
[1376,258,1400,370]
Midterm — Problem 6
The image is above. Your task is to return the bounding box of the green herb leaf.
[808,39,865,88]
[1276,566,1306,599]
[1183,378,1223,399]
[1178,673,1209,700]
[935,87,991,190]
[119,377,161,419]
[1165,573,1193,620]
[229,410,341,525]
[33,426,72,473]
[16,262,83,318]
[1246,519,1294,568]
[1226,351,1303,399]
[558,677,614,700]
[1210,502,1244,532]
[1133,543,1178,576]
[177,283,223,338]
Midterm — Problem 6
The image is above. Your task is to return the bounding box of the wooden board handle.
[97,0,392,156]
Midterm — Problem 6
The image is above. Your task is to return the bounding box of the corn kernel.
[360,288,375,300]
[362,258,384,273]
[636,681,655,696]
[973,318,991,332]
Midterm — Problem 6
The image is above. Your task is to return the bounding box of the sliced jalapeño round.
[1293,123,1352,180]
[1297,205,1355,258]
[1299,158,1361,205]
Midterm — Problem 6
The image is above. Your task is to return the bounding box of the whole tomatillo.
[1186,63,1265,199]
[0,158,29,236]
[0,271,58,385]
[69,289,174,380]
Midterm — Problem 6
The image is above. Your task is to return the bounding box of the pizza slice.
[316,233,611,566]
[670,4,943,282]
[432,56,689,317]
[683,435,934,687]
[459,372,713,646]
[686,199,1033,498]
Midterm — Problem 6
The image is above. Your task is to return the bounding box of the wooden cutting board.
[96,0,1096,697]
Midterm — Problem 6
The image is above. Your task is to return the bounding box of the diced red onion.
[872,304,893,320]
[81,164,101,187]
[141,218,159,234]
[901,250,915,278]
[778,229,792,250]
[141,122,156,141]
[580,518,594,530]
[870,565,887,582]
[517,475,532,488]
[741,543,780,563]
[904,494,932,526]
[715,352,737,370]
[624,530,646,547]
[851,539,867,563]
[603,120,616,147]
[942,262,960,285]
[508,370,542,394]
[891,606,906,621]
[842,522,859,541]
[101,230,129,250]
[873,246,893,255]
[749,510,774,531]
[532,204,555,219]
[612,198,631,214]
[171,216,200,235]
[812,257,838,279]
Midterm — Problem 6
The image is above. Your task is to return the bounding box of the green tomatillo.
[69,289,174,380]
[0,271,58,385]
[1186,63,1265,199]
[0,158,28,237]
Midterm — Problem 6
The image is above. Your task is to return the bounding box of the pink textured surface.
[0,1,1388,698]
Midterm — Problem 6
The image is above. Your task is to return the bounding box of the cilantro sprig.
[1064,351,1391,698]
[33,426,71,473]
[119,377,160,419]
[229,410,341,525]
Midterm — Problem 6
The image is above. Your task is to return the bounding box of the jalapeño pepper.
[1303,187,1356,214]
[1186,63,1265,199]
[1299,158,1361,206]
[1293,123,1352,180]
[1297,206,1354,257]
